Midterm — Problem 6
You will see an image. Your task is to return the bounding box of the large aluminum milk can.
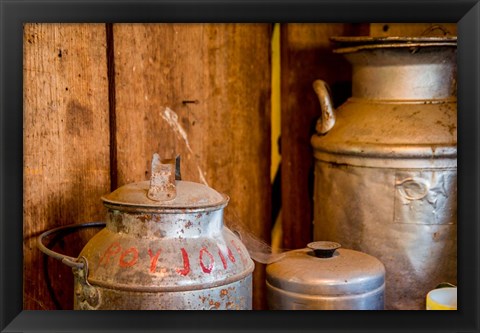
[38,154,254,310]
[266,241,385,310]
[311,36,457,310]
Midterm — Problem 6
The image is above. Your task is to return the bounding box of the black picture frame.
[1,0,479,332]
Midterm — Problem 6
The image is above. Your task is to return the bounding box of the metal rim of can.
[330,36,457,54]
[101,180,229,211]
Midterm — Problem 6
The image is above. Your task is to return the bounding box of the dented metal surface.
[311,37,457,310]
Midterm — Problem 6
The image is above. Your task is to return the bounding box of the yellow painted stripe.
[271,23,282,252]
[271,23,281,182]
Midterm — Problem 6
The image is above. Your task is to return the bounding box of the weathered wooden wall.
[111,23,272,310]
[23,23,271,310]
[23,23,111,309]
[369,23,457,37]
[24,22,456,311]
[280,23,360,250]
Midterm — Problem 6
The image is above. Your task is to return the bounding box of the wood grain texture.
[369,23,457,37]
[280,24,356,250]
[23,23,110,309]
[112,23,272,309]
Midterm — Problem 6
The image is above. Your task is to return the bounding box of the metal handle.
[37,221,106,269]
[313,80,336,134]
[147,153,177,202]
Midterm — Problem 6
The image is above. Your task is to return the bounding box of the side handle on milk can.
[37,221,106,269]
[313,80,336,134]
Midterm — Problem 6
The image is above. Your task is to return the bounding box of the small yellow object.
[426,287,457,310]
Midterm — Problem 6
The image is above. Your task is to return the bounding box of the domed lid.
[102,180,227,209]
[266,241,385,296]
[102,154,227,209]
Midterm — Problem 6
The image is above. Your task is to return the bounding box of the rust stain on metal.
[147,153,177,201]
[208,299,221,309]
[153,230,166,238]
[137,214,151,223]
[41,152,254,310]
[115,222,128,234]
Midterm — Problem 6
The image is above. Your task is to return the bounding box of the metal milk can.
[266,241,385,310]
[38,154,254,310]
[311,36,457,310]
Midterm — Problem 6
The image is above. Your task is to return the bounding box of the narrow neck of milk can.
[106,208,225,239]
[343,47,457,101]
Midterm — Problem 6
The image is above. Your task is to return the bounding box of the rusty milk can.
[311,36,457,310]
[266,241,385,310]
[38,154,254,310]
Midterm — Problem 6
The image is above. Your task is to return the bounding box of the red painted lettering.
[199,247,214,273]
[148,248,161,273]
[176,248,190,276]
[119,247,138,268]
[218,246,236,269]
[98,242,122,266]
[218,249,227,269]
[227,247,236,263]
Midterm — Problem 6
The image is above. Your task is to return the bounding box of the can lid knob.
[307,241,341,258]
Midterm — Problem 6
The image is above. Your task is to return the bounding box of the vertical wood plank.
[23,23,110,309]
[113,23,271,309]
[280,24,356,250]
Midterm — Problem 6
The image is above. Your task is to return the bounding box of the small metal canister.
[266,241,385,310]
[38,154,254,310]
